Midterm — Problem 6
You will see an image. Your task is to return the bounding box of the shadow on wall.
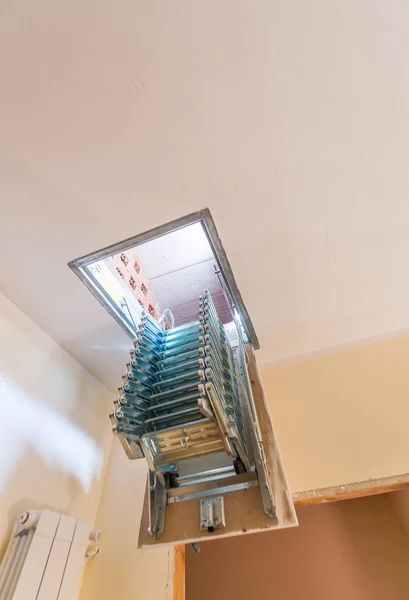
[0,372,104,561]
[0,374,103,496]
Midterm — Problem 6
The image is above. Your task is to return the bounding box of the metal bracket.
[149,472,167,539]
[118,435,144,460]
[168,472,258,504]
[157,463,177,472]
[85,546,100,559]
[200,495,226,532]
[235,331,277,519]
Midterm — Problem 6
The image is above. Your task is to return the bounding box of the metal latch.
[200,496,226,532]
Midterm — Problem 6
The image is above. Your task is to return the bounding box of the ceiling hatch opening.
[67,210,295,545]
[68,209,258,349]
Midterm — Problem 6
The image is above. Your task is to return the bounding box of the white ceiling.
[135,223,212,280]
[134,223,231,324]
[1,0,409,391]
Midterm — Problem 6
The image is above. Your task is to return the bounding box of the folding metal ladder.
[109,290,275,538]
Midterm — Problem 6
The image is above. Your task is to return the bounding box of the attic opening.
[68,209,258,349]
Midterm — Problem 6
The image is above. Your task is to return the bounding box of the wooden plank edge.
[173,545,185,600]
[246,344,298,527]
[292,473,409,507]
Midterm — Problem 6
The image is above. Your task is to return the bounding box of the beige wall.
[79,440,172,600]
[187,489,409,600]
[0,291,113,555]
[0,291,171,599]
[261,334,409,493]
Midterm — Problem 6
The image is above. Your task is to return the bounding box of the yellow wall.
[261,334,409,493]
[79,441,172,600]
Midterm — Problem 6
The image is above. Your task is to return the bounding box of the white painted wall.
[0,291,171,599]
[0,291,113,555]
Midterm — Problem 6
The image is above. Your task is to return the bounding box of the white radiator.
[0,510,101,600]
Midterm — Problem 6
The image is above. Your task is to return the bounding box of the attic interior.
[75,219,236,335]
[2,1,409,600]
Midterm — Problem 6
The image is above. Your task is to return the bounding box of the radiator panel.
[0,511,100,600]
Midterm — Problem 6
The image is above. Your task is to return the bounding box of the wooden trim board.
[293,473,409,507]
[173,545,185,600]
[246,345,298,528]
[138,344,297,548]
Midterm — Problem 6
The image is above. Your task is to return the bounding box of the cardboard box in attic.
[109,249,161,320]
